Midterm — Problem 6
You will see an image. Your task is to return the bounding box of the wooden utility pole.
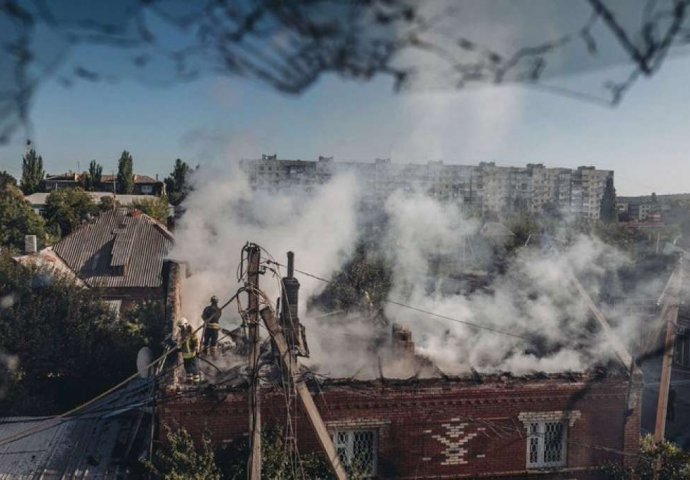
[260,306,348,480]
[246,244,262,480]
[654,261,683,443]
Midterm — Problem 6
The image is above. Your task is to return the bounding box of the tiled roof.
[53,209,173,289]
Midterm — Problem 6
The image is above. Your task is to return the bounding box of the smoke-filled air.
[171,165,666,379]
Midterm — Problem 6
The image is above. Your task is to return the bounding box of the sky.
[1,48,690,196]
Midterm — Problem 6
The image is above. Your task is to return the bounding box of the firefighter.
[202,295,222,356]
[178,318,200,383]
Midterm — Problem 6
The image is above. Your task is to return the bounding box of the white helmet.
[177,317,189,329]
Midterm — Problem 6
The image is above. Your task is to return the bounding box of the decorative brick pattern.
[518,410,582,427]
[431,420,486,465]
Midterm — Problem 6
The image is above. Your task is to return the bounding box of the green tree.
[146,426,222,480]
[600,175,617,223]
[44,188,98,237]
[164,159,191,206]
[98,195,120,211]
[0,171,17,189]
[0,184,47,251]
[0,254,147,414]
[85,160,103,191]
[131,196,171,224]
[117,150,135,194]
[217,425,333,479]
[20,140,45,195]
[603,435,690,479]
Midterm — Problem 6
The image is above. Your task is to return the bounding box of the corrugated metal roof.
[53,209,173,289]
[0,379,153,479]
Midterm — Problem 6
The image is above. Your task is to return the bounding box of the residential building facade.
[239,156,614,220]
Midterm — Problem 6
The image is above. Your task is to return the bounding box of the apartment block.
[239,156,614,219]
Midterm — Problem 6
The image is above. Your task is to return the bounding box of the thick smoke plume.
[172,165,667,378]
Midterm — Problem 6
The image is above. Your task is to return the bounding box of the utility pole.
[654,260,683,443]
[260,306,348,480]
[246,244,262,480]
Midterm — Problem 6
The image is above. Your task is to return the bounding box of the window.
[333,430,377,477]
[140,184,153,194]
[527,421,567,468]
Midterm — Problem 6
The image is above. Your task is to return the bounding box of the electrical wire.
[265,261,530,341]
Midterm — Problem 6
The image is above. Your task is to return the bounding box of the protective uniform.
[202,296,222,356]
[179,320,200,383]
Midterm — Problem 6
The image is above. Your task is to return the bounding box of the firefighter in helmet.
[202,295,222,356]
[178,318,200,383]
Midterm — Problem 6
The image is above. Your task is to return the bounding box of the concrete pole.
[654,261,683,443]
[260,307,348,480]
[246,244,262,480]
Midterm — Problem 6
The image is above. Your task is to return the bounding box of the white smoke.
[170,165,360,329]
[172,166,664,379]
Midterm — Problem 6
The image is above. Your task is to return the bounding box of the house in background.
[24,192,164,215]
[43,172,165,196]
[17,208,173,312]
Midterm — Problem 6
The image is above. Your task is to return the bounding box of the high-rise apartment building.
[239,156,613,220]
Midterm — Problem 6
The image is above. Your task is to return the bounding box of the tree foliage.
[600,175,617,223]
[84,160,103,191]
[44,188,98,237]
[131,196,171,224]
[217,425,333,480]
[603,435,690,479]
[0,184,47,252]
[20,141,45,195]
[165,159,192,206]
[0,254,147,414]
[117,150,135,194]
[310,243,392,313]
[146,426,222,480]
[0,171,17,189]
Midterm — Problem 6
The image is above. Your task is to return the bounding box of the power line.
[265,261,530,341]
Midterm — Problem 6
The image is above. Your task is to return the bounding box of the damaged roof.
[52,209,173,289]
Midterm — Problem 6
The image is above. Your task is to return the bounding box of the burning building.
[156,247,642,479]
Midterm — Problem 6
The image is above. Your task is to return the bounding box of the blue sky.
[1,50,689,196]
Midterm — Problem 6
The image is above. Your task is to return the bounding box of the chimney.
[24,235,37,255]
[281,251,307,356]
[391,323,415,356]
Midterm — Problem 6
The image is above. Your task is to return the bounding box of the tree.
[146,426,222,480]
[20,140,45,195]
[600,176,617,223]
[85,160,103,191]
[603,435,690,479]
[131,196,171,224]
[98,195,120,211]
[44,188,98,237]
[0,184,47,251]
[0,171,17,189]
[117,151,134,194]
[164,159,191,206]
[0,254,148,414]
[217,425,332,479]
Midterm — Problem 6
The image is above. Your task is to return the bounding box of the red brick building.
[160,362,641,478]
[157,258,642,478]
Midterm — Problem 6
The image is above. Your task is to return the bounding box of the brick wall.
[159,375,642,479]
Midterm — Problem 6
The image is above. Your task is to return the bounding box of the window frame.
[332,428,378,478]
[526,420,567,469]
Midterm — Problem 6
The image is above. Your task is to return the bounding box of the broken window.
[526,421,567,469]
[333,429,377,477]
